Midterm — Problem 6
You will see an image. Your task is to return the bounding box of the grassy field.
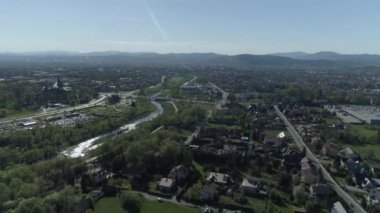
[264,129,288,137]
[220,195,293,213]
[95,197,126,213]
[192,160,206,177]
[348,124,379,143]
[141,199,201,213]
[349,144,380,160]
[345,124,380,159]
[95,197,201,213]
[168,76,190,87]
[325,117,340,125]
[0,108,35,121]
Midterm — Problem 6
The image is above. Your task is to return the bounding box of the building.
[345,160,367,186]
[300,157,320,184]
[282,149,303,167]
[44,77,72,92]
[159,178,175,192]
[168,164,190,183]
[241,177,261,194]
[310,183,332,200]
[18,120,38,127]
[201,185,217,201]
[341,105,380,125]
[371,164,380,177]
[331,201,347,213]
[367,188,380,205]
[339,147,360,166]
[85,166,113,185]
[207,172,231,185]
[293,207,306,213]
[322,143,338,158]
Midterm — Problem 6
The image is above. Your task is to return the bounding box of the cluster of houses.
[337,147,380,206]
[158,164,190,193]
[190,127,254,159]
[187,171,267,203]
[296,123,380,207]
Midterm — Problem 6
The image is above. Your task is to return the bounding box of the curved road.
[0,94,107,125]
[274,105,366,213]
[0,90,139,126]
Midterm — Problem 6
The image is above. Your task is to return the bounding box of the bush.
[121,191,143,213]
[0,110,6,118]
[293,184,307,204]
[305,201,321,213]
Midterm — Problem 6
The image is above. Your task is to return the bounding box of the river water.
[61,101,163,158]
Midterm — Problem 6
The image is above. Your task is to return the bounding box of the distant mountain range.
[0,51,379,68]
[270,51,380,65]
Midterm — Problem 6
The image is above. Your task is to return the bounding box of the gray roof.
[159,178,175,187]
[331,201,346,213]
[241,178,260,189]
[207,172,230,184]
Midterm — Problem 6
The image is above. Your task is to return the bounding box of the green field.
[220,195,293,213]
[95,197,201,213]
[348,124,379,143]
[346,124,380,159]
[264,129,288,137]
[192,160,206,177]
[168,76,189,86]
[349,144,380,160]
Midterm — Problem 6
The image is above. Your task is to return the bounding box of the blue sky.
[1,0,380,54]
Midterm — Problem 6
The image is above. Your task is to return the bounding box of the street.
[274,105,366,213]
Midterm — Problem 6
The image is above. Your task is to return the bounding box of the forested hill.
[271,51,380,65]
[0,52,334,68]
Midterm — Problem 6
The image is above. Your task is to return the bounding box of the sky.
[1,0,380,54]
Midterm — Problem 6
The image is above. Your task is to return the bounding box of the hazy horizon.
[1,0,380,54]
[1,50,380,56]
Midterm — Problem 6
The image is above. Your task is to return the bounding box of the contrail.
[141,0,169,42]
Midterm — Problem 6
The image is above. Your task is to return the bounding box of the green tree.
[187,183,201,202]
[362,148,375,161]
[0,183,10,204]
[121,191,142,213]
[305,201,321,213]
[293,184,307,204]
[17,183,39,198]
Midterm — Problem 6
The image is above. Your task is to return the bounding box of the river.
[61,101,164,158]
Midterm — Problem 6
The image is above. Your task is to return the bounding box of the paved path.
[208,82,228,110]
[274,105,366,213]
[133,191,200,209]
[345,185,368,195]
[151,126,164,134]
[169,101,178,113]
[0,94,107,125]
[184,126,201,145]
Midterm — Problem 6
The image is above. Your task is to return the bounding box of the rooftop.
[159,178,175,187]
[207,172,230,184]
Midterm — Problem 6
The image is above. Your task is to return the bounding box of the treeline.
[0,79,98,117]
[0,100,206,212]
[96,102,206,175]
[0,81,42,112]
[0,100,155,168]
[0,158,90,212]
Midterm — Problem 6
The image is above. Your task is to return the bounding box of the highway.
[273,105,366,213]
[0,90,138,126]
